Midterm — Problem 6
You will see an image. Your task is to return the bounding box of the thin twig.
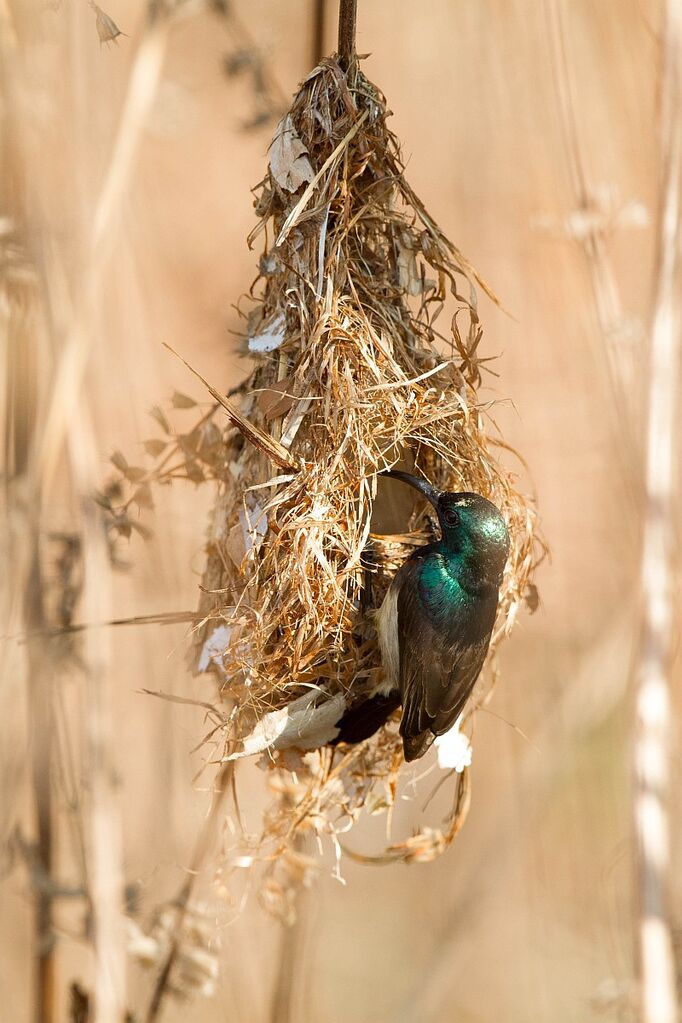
[337,0,357,72]
[80,502,126,1023]
[144,763,234,1023]
[269,821,310,1023]
[25,545,57,1023]
[545,0,641,459]
[29,10,172,1021]
[0,70,58,1014]
[49,14,173,1023]
[163,343,298,470]
[632,3,682,1022]
[38,20,170,502]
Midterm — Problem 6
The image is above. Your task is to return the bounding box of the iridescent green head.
[383,470,510,583]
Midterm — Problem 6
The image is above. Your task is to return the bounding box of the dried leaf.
[149,405,171,434]
[397,238,422,297]
[223,49,254,77]
[123,466,147,484]
[90,2,126,45]
[131,484,154,510]
[110,450,128,473]
[397,231,434,296]
[143,439,168,458]
[225,691,347,759]
[225,521,247,568]
[524,582,540,613]
[171,390,197,409]
[269,115,314,193]
[129,520,153,541]
[198,421,222,450]
[114,519,132,540]
[257,377,296,420]
[185,461,205,484]
[93,491,112,510]
[178,432,200,457]
[275,110,369,247]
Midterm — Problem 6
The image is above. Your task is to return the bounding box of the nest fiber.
[191,56,539,907]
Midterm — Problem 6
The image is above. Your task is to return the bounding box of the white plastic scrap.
[248,312,286,354]
[226,690,347,760]
[434,717,473,772]
[240,501,267,555]
[197,625,231,673]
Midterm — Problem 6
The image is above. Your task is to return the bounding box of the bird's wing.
[397,558,493,748]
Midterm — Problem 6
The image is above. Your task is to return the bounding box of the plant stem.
[26,546,56,1023]
[337,0,357,72]
[633,2,682,1023]
[37,21,168,503]
[545,0,640,466]
[270,824,309,1023]
[144,764,234,1023]
[3,159,57,1021]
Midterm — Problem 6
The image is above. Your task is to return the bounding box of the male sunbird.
[334,470,510,761]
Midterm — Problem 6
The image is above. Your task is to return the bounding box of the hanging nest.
[185,55,541,917]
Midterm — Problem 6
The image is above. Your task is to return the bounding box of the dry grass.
[157,54,545,904]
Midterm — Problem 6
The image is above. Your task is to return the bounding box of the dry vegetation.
[175,52,542,890]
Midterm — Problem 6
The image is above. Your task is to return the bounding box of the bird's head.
[382,470,510,583]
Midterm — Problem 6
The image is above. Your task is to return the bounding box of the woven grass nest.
[185,55,540,917]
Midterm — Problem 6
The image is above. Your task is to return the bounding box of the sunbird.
[334,470,510,761]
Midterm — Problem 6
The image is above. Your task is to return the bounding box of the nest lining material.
[188,55,539,894]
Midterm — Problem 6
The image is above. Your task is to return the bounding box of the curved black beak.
[381,469,441,510]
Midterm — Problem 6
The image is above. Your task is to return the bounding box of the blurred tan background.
[1,1,675,1021]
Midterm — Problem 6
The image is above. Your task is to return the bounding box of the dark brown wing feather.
[396,557,496,761]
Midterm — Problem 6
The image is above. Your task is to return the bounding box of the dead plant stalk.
[144,764,233,1023]
[190,43,539,896]
[545,0,641,455]
[337,0,357,70]
[633,3,682,1022]
[1,14,57,1021]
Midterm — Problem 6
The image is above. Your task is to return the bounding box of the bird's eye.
[443,507,460,527]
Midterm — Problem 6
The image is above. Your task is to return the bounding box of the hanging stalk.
[1,51,56,1010]
[13,347,56,1023]
[144,764,234,1023]
[337,0,357,70]
[544,0,641,465]
[25,549,57,1023]
[633,3,682,1023]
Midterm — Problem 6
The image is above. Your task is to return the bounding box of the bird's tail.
[402,730,436,762]
[331,691,400,746]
